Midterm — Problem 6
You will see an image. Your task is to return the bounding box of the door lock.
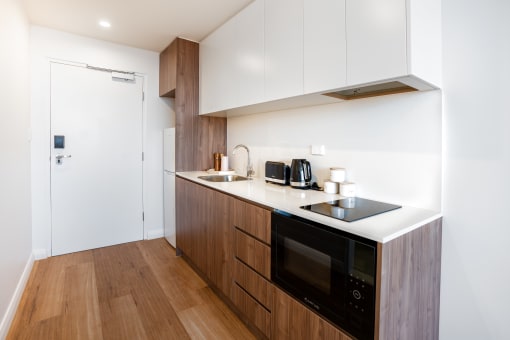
[56,154,72,164]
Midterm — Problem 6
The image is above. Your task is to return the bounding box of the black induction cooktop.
[300,197,401,222]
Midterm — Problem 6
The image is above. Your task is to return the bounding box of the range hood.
[323,81,416,100]
[323,75,437,101]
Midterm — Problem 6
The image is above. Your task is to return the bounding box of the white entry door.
[50,62,144,256]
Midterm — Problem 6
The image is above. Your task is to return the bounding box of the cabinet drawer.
[233,199,271,244]
[234,259,272,310]
[232,283,271,338]
[273,287,352,340]
[234,229,271,279]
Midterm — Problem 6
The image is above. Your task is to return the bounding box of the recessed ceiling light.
[99,20,111,28]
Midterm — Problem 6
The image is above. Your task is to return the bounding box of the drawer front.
[234,229,271,279]
[234,259,273,310]
[233,199,271,244]
[273,287,353,340]
[232,283,271,338]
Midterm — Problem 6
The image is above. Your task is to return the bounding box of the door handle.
[55,154,72,164]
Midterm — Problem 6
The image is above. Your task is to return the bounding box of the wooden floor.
[7,238,256,340]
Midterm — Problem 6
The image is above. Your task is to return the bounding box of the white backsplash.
[228,90,442,211]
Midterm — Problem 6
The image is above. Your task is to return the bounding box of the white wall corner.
[145,228,164,240]
[0,253,35,339]
[33,248,48,260]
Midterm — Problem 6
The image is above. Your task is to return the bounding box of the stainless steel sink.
[198,174,251,182]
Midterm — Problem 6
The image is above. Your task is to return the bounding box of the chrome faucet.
[232,144,254,178]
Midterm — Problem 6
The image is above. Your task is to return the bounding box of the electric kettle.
[290,159,312,189]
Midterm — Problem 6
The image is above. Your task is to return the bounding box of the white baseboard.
[145,228,164,240]
[0,252,35,339]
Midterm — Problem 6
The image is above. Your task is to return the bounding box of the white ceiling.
[21,0,253,52]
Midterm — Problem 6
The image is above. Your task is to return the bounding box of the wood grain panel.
[234,259,273,310]
[377,218,442,340]
[232,283,271,338]
[175,38,199,172]
[169,37,227,172]
[176,176,192,256]
[234,228,271,279]
[192,179,210,274]
[233,199,271,244]
[272,286,352,340]
[196,116,227,171]
[207,189,234,297]
[159,41,176,97]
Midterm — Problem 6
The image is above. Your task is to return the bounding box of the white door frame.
[47,59,148,254]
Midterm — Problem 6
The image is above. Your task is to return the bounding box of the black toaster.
[265,161,290,185]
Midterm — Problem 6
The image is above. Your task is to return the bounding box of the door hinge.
[142,91,145,101]
[142,152,144,161]
[142,212,145,221]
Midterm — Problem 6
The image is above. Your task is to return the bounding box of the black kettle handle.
[304,161,311,181]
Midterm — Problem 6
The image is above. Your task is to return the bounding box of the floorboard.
[7,238,255,340]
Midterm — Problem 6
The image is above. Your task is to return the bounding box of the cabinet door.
[176,177,191,255]
[233,0,265,107]
[264,0,304,101]
[207,190,234,297]
[159,41,176,97]
[304,0,346,94]
[176,178,233,297]
[200,19,238,114]
[200,0,264,114]
[193,182,211,274]
[175,178,208,273]
[346,0,407,86]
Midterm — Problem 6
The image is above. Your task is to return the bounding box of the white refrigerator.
[163,128,176,247]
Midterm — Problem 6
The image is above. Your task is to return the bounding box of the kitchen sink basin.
[198,174,251,182]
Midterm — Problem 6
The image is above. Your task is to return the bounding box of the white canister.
[330,167,346,183]
[339,182,356,197]
[221,155,229,171]
[323,181,338,194]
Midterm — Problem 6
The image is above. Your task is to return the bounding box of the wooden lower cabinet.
[176,177,443,340]
[175,177,233,297]
[272,287,352,340]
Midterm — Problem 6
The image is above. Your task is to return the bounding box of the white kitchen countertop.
[177,171,442,243]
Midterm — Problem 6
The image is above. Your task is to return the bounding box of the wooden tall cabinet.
[159,38,226,171]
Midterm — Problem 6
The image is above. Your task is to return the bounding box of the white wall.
[0,0,33,335]
[228,90,442,211]
[30,27,174,255]
[440,0,510,339]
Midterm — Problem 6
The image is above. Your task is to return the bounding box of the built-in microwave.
[271,211,377,340]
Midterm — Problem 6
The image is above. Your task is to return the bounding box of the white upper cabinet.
[346,0,407,86]
[346,0,441,88]
[199,0,440,116]
[264,0,304,101]
[200,16,237,114]
[234,0,265,107]
[200,0,264,114]
[304,0,347,94]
